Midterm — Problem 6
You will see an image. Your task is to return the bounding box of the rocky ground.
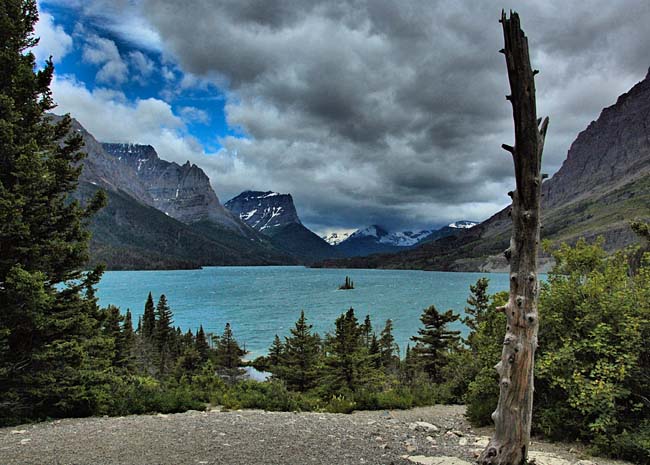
[0,405,632,465]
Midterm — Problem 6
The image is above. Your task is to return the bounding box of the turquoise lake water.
[96,266,511,358]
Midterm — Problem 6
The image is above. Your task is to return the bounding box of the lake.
[96,266,511,358]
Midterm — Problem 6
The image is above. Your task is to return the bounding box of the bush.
[325,394,357,413]
[465,240,650,462]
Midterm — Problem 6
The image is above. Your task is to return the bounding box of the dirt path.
[0,406,631,465]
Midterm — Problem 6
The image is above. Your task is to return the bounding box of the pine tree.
[379,319,398,370]
[141,292,156,340]
[103,305,125,367]
[279,311,320,392]
[122,309,135,370]
[369,333,381,369]
[155,294,175,374]
[411,305,461,382]
[464,278,490,353]
[268,334,284,368]
[361,314,373,348]
[0,0,111,422]
[324,308,376,393]
[214,323,246,384]
[464,278,489,328]
[195,325,210,362]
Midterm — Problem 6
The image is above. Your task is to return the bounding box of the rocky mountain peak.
[101,143,242,230]
[225,190,302,232]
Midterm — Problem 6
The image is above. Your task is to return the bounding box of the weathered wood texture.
[478,11,549,465]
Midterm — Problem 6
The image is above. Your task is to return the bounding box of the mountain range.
[66,68,650,271]
[314,69,650,271]
[67,122,462,268]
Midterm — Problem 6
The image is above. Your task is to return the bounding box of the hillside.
[315,70,650,271]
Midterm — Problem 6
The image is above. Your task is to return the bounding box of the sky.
[34,0,650,236]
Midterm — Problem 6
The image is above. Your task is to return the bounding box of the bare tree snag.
[478,11,549,465]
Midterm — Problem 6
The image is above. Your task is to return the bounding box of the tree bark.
[478,11,549,465]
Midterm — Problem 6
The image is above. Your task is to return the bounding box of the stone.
[405,455,473,465]
[11,430,27,434]
[409,421,440,433]
[458,437,468,446]
[473,437,490,447]
[527,451,572,465]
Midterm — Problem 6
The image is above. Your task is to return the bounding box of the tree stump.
[478,11,549,465]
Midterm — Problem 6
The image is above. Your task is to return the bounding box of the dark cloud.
[135,0,650,232]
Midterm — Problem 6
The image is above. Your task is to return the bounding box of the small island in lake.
[339,276,354,290]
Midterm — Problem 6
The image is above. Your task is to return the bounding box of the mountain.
[314,70,650,271]
[62,117,295,269]
[322,232,351,246]
[101,143,243,232]
[333,225,404,257]
[225,190,336,263]
[332,222,478,258]
[419,221,479,243]
[225,191,301,232]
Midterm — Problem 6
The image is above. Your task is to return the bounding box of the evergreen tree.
[463,278,490,348]
[122,309,135,370]
[379,319,398,370]
[279,311,320,391]
[324,308,376,393]
[0,0,111,422]
[103,305,125,367]
[361,314,373,348]
[411,305,461,382]
[155,294,175,374]
[141,292,156,339]
[195,325,210,362]
[268,334,284,368]
[369,333,381,369]
[214,323,246,384]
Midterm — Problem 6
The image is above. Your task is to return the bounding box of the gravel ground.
[0,406,632,465]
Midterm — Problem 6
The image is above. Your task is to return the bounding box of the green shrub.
[325,394,356,413]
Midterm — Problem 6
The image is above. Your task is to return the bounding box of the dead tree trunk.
[478,11,549,465]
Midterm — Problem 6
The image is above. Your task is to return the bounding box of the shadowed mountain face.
[543,68,650,209]
[225,191,302,232]
[314,70,650,272]
[101,143,243,232]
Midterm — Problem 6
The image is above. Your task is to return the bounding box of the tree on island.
[0,0,112,422]
[339,276,354,290]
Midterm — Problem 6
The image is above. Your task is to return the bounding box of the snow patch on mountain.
[322,231,351,246]
[448,221,478,229]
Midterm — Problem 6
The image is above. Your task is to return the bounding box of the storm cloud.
[65,1,650,231]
